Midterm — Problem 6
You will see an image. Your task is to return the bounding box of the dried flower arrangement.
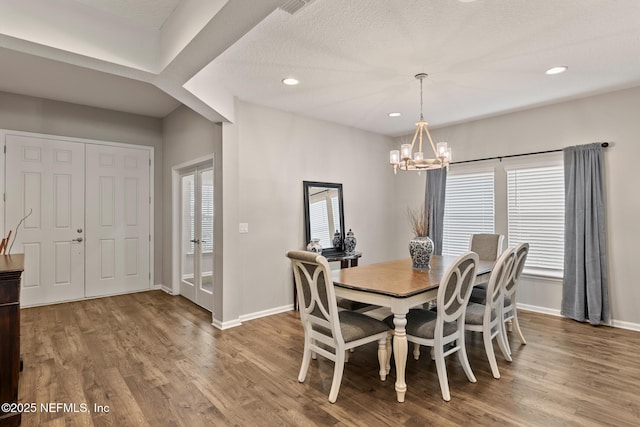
[407,204,430,237]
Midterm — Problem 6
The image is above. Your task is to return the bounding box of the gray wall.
[162,105,222,316]
[390,85,640,329]
[224,100,397,321]
[0,91,165,285]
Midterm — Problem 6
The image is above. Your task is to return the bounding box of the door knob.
[72,237,83,242]
[190,239,200,244]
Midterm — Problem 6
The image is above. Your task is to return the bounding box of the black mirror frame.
[303,181,345,256]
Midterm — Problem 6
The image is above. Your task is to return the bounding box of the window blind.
[201,184,214,253]
[507,165,564,273]
[442,171,495,256]
[189,184,214,253]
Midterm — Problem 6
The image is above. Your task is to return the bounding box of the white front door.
[5,134,85,305]
[85,144,151,297]
[179,165,213,311]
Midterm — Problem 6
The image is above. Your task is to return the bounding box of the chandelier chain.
[419,76,424,121]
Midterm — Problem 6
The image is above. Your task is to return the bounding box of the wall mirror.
[303,181,345,255]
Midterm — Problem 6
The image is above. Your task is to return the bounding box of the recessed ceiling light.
[282,77,299,85]
[388,112,401,117]
[545,66,568,75]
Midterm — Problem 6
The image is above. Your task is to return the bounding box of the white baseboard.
[211,318,242,330]
[239,304,294,323]
[517,303,640,332]
[209,304,293,330]
[154,284,174,295]
[517,303,561,317]
[610,319,640,332]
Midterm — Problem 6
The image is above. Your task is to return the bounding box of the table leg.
[393,313,408,402]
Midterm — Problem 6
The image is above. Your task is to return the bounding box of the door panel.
[85,144,150,297]
[180,173,196,303]
[179,165,213,312]
[5,135,85,305]
[198,168,214,308]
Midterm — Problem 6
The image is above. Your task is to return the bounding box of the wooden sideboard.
[0,254,24,427]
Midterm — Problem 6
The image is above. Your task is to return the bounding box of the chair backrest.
[469,234,505,261]
[287,250,343,343]
[504,243,529,299]
[484,247,517,314]
[437,251,479,324]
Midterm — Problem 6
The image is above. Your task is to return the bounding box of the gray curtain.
[561,143,609,325]
[425,168,447,255]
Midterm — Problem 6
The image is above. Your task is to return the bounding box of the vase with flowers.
[407,204,434,269]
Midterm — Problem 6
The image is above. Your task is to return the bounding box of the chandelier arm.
[410,127,420,151]
[424,125,439,159]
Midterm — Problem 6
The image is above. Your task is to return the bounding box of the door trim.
[1,128,155,297]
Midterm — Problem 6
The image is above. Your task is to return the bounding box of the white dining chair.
[469,233,505,261]
[386,251,479,401]
[464,247,516,379]
[468,233,505,289]
[502,243,529,353]
[287,250,390,403]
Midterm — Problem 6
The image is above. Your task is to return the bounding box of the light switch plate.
[239,223,249,233]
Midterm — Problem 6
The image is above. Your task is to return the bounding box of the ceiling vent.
[279,0,315,15]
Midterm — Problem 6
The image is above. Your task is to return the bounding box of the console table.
[324,251,362,268]
[0,254,24,427]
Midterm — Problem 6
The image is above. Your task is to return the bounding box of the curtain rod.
[451,142,609,165]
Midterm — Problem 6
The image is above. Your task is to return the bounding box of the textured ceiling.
[1,0,639,134]
[204,0,640,135]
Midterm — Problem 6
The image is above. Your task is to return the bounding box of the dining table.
[332,255,493,402]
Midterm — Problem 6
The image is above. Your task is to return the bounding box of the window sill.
[522,268,563,281]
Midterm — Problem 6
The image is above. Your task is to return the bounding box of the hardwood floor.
[16,291,640,426]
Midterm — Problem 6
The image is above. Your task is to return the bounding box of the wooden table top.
[0,254,24,273]
[332,255,493,298]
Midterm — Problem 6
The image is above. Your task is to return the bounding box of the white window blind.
[189,184,214,253]
[442,171,495,256]
[201,184,214,253]
[507,165,564,273]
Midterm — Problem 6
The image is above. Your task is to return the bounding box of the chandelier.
[390,73,451,174]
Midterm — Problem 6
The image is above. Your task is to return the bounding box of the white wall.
[390,85,640,329]
[0,91,165,285]
[229,101,397,319]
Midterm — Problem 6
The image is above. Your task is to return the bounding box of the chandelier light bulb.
[390,150,400,164]
[400,144,412,160]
